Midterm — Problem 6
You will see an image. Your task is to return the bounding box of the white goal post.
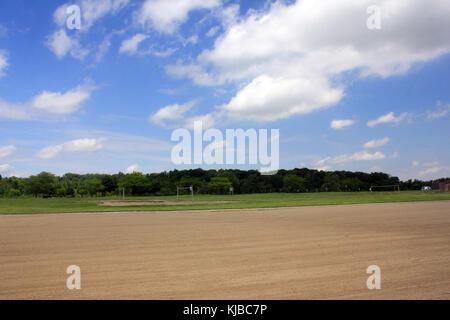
[177,186,194,201]
[369,185,400,192]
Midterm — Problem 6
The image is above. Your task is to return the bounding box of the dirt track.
[1,201,450,299]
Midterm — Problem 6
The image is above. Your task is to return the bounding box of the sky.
[0,0,449,180]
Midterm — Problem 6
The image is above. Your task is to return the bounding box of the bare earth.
[1,201,449,300]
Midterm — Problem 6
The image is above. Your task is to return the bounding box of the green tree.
[26,172,56,197]
[85,179,105,196]
[282,175,307,192]
[321,174,341,192]
[101,175,117,193]
[207,177,232,194]
[119,173,151,195]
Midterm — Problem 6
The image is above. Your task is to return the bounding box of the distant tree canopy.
[0,168,446,198]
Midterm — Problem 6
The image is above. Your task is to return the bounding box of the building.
[431,180,450,191]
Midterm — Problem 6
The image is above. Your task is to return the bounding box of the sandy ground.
[0,201,449,300]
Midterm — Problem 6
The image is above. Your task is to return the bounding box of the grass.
[0,191,449,214]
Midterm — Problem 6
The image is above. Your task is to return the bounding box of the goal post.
[369,185,400,192]
[177,186,194,201]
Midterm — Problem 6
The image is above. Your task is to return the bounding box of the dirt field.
[1,201,449,299]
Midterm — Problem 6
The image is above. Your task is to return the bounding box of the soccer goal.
[370,185,400,192]
[177,186,194,201]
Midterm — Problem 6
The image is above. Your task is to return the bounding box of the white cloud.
[64,138,104,152]
[36,145,65,159]
[390,151,399,159]
[0,164,13,174]
[119,33,148,55]
[31,83,95,114]
[314,150,386,166]
[36,138,103,159]
[136,0,221,34]
[167,0,450,123]
[49,1,129,59]
[125,164,140,173]
[54,0,130,30]
[0,24,7,37]
[427,103,450,120]
[370,165,383,172]
[367,112,407,127]
[96,34,113,62]
[0,145,17,158]
[0,50,8,77]
[423,161,439,167]
[206,26,220,37]
[80,0,129,29]
[221,75,343,122]
[0,82,95,120]
[46,29,88,60]
[57,129,173,162]
[363,137,390,148]
[330,119,356,130]
[0,99,33,120]
[150,99,197,127]
[412,161,420,167]
[419,167,441,176]
[315,166,332,171]
[183,113,217,130]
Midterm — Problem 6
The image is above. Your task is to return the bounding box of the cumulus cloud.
[49,0,129,59]
[0,82,96,120]
[149,99,198,127]
[412,161,420,167]
[0,145,17,158]
[31,83,96,114]
[54,0,130,31]
[221,75,343,122]
[125,164,140,173]
[330,119,356,130]
[0,50,8,77]
[119,34,148,55]
[367,112,407,127]
[314,150,386,166]
[46,29,88,60]
[183,113,217,130]
[36,138,103,159]
[136,0,221,34]
[363,137,390,148]
[166,0,450,123]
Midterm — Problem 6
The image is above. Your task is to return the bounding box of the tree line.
[0,168,446,197]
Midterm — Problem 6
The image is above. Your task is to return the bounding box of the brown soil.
[1,201,449,299]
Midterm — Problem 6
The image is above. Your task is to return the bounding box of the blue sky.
[0,0,449,180]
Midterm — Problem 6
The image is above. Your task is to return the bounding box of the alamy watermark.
[366,5,381,30]
[366,265,381,290]
[66,265,81,290]
[66,5,81,30]
[171,121,279,174]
